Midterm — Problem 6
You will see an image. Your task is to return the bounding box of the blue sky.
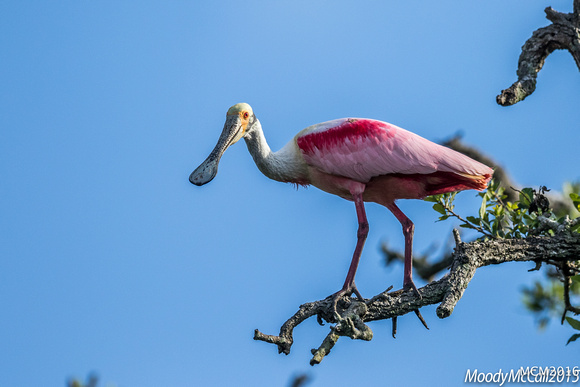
[1,1,579,386]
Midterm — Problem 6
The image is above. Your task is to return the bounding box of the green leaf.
[570,193,580,211]
[479,195,487,219]
[481,219,492,232]
[571,275,580,284]
[567,333,580,345]
[566,317,580,331]
[433,203,446,215]
[438,215,449,222]
[466,216,481,226]
[519,188,534,209]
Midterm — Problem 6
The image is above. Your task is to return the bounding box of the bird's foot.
[330,283,365,321]
[403,279,422,299]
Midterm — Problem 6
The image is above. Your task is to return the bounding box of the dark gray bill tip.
[190,114,241,187]
[189,172,208,186]
[189,157,219,186]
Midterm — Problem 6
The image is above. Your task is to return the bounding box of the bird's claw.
[403,280,422,299]
[330,284,365,321]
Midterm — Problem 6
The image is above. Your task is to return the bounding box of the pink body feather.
[294,118,493,205]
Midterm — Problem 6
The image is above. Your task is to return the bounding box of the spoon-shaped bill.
[189,116,243,186]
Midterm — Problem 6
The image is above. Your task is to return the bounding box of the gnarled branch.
[497,1,580,106]
[254,229,580,365]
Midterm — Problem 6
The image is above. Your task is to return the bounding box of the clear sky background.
[1,1,579,386]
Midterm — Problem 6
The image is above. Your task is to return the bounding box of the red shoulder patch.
[296,119,393,154]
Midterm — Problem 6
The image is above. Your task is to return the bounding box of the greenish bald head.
[190,103,256,186]
[227,102,253,116]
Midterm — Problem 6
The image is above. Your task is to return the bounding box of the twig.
[442,202,494,238]
[561,262,580,324]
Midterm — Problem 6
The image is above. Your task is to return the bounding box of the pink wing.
[296,118,493,189]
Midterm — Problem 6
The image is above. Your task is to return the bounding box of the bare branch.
[497,4,580,106]
[254,232,580,364]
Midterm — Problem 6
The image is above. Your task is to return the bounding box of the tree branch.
[254,231,580,364]
[407,137,579,283]
[497,3,580,106]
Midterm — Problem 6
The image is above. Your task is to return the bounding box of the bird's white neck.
[243,118,309,185]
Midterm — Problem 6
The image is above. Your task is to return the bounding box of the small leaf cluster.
[425,179,580,345]
[425,180,579,239]
[522,275,565,329]
[424,192,456,222]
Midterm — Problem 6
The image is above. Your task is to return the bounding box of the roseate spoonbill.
[190,103,493,301]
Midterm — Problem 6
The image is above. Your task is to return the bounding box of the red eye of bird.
[243,112,249,119]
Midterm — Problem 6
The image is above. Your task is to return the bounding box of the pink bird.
[190,103,493,301]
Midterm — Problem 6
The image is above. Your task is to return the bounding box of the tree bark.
[497,2,580,106]
[254,229,580,365]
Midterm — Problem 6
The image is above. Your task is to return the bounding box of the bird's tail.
[453,171,493,191]
[422,170,493,196]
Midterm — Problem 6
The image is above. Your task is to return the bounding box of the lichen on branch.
[497,1,580,106]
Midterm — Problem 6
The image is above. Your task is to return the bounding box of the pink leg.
[386,203,420,296]
[342,192,369,293]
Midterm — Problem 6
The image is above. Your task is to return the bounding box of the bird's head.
[189,102,255,186]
